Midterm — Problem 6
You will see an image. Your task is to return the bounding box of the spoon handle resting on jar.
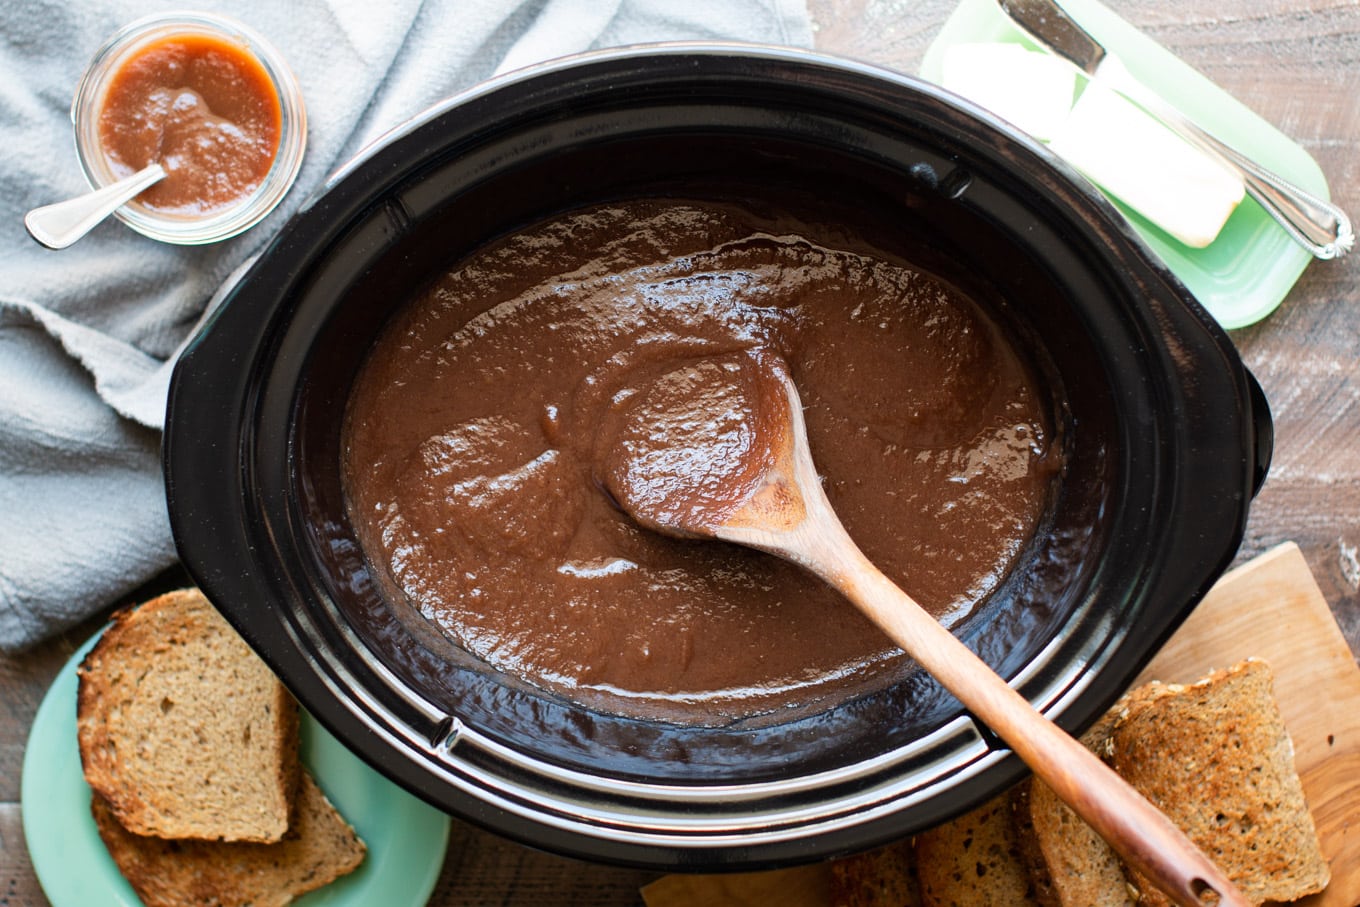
[24,163,166,249]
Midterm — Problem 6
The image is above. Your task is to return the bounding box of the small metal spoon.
[24,163,166,250]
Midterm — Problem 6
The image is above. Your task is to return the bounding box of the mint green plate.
[920,0,1330,328]
[22,630,451,907]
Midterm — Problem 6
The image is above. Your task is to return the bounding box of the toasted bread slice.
[915,794,1041,907]
[77,588,299,843]
[830,839,920,907]
[1107,658,1329,906]
[1012,712,1134,907]
[93,771,366,907]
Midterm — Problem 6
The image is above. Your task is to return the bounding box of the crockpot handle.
[1244,369,1274,498]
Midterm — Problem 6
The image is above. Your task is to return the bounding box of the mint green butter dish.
[921,0,1331,329]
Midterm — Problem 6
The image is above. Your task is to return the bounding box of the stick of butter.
[940,43,1075,142]
[1049,81,1245,248]
[937,43,1246,249]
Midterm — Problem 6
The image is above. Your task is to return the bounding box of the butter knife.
[997,0,1353,259]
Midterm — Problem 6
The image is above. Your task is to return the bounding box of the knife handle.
[1098,57,1353,260]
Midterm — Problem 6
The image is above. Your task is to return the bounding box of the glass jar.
[70,11,307,245]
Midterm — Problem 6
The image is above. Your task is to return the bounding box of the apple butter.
[97,32,281,215]
[342,199,1061,722]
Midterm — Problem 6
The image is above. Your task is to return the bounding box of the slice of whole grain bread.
[1107,658,1329,907]
[93,771,366,907]
[915,794,1041,907]
[1012,712,1134,907]
[77,588,299,843]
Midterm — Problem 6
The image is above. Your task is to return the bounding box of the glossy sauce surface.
[342,200,1060,721]
[98,33,281,215]
[596,349,791,537]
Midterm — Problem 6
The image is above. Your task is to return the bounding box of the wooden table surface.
[3,2,1357,904]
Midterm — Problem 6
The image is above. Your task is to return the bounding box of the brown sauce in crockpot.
[341,199,1060,722]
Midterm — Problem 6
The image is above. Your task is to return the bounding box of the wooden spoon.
[600,350,1248,907]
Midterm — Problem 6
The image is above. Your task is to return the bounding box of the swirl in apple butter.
[341,200,1060,722]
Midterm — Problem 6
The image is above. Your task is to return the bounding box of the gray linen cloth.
[0,0,814,650]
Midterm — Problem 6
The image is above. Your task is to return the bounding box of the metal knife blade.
[995,0,1106,75]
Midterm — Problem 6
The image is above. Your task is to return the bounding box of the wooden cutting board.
[642,542,1360,907]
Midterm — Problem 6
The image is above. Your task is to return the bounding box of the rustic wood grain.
[428,819,653,907]
[0,618,100,804]
[642,861,833,907]
[0,805,51,907]
[4,2,1358,905]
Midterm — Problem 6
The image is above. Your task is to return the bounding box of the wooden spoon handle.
[709,365,1244,905]
[830,548,1249,907]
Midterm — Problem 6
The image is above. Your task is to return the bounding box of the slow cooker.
[164,44,1272,869]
